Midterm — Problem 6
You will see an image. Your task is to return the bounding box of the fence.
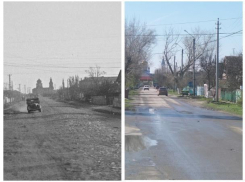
[221,89,242,103]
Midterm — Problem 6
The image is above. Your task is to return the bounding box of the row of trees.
[125,18,242,91]
[125,19,156,88]
[56,66,119,101]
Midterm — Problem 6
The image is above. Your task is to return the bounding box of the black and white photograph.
[4,2,121,180]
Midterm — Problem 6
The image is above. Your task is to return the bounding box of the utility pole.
[174,56,176,73]
[8,74,12,90]
[24,85,26,94]
[216,18,221,102]
[193,38,196,96]
[67,79,69,98]
[181,49,183,75]
[174,56,176,91]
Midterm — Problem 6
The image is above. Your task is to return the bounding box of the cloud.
[149,12,179,25]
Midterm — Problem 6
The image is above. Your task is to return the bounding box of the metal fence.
[221,89,242,103]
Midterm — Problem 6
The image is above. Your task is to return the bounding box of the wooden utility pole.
[8,74,12,90]
[174,56,176,91]
[193,38,196,96]
[216,18,221,102]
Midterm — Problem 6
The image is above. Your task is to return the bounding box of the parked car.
[143,85,150,90]
[181,87,194,96]
[158,87,168,96]
[156,85,160,89]
[26,97,42,113]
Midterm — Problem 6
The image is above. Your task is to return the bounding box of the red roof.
[140,76,152,81]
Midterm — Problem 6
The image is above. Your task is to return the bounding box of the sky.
[125,1,243,73]
[4,2,121,92]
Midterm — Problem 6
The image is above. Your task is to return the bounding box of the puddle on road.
[177,110,193,114]
[125,135,158,152]
[149,108,155,114]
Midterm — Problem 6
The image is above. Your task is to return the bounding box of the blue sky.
[125,1,243,73]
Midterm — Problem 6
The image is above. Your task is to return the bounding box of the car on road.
[26,97,42,113]
[143,85,150,90]
[158,87,168,96]
[181,87,194,96]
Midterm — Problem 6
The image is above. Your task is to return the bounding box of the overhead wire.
[145,17,242,27]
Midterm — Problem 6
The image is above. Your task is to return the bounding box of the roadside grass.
[205,101,243,116]
[181,95,242,116]
[125,89,139,110]
[168,89,179,96]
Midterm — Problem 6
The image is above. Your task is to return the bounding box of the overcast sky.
[4,2,121,92]
[125,1,243,73]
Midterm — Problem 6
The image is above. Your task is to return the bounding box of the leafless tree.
[200,47,216,90]
[159,27,215,90]
[162,28,181,75]
[85,65,106,78]
[85,65,106,86]
[224,54,243,91]
[125,18,156,88]
[182,28,214,76]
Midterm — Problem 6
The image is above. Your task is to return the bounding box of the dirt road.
[125,87,242,180]
[4,96,121,180]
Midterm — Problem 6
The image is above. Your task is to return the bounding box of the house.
[79,71,121,107]
[220,56,242,89]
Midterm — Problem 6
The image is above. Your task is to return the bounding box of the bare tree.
[182,28,214,76]
[85,65,106,86]
[162,28,181,75]
[125,18,156,88]
[224,54,243,91]
[200,47,216,90]
[85,65,106,78]
[159,27,215,90]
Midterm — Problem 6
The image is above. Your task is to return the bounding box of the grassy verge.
[183,96,242,116]
[204,100,242,116]
[168,89,179,96]
[125,89,139,110]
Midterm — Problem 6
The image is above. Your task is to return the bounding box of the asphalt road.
[4,96,121,180]
[125,87,242,180]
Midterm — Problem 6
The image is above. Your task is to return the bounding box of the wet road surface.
[125,87,242,180]
[4,96,121,180]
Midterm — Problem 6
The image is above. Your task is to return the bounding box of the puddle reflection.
[125,135,158,152]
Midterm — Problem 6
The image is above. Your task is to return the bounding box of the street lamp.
[184,30,196,96]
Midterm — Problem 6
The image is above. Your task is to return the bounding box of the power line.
[146,17,242,27]
[126,31,242,37]
[4,63,121,69]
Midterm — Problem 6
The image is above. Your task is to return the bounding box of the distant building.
[140,61,152,81]
[32,78,55,95]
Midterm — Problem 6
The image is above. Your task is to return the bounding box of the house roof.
[116,70,121,83]
[224,56,242,64]
[82,76,117,83]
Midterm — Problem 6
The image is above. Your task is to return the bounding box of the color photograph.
[125,1,242,180]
